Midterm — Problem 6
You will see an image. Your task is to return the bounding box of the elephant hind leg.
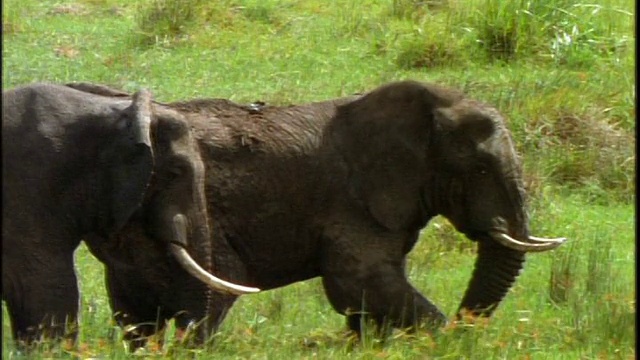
[3,253,79,347]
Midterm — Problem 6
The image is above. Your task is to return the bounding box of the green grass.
[2,197,634,359]
[2,0,635,358]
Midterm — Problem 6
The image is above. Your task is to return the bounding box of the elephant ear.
[434,105,496,143]
[328,81,457,231]
[109,89,155,231]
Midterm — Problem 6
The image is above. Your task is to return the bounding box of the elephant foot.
[11,321,78,352]
[345,313,389,341]
[109,309,170,353]
[345,304,447,341]
[172,320,205,348]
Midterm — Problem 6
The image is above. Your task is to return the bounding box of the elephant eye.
[168,166,185,177]
[476,166,489,176]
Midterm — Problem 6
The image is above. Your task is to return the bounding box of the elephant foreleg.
[2,251,79,346]
[321,257,447,337]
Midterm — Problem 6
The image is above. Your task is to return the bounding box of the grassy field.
[2,0,635,358]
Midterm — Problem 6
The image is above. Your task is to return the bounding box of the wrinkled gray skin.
[76,80,562,343]
[2,83,219,348]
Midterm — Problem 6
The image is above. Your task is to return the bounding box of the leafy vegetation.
[2,0,634,358]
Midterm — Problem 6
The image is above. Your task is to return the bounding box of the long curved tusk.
[170,245,260,295]
[528,235,567,244]
[489,232,566,253]
[171,214,260,295]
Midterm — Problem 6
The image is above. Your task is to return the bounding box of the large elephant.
[74,80,565,345]
[1,83,258,347]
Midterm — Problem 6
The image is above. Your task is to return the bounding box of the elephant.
[65,80,565,346]
[1,83,259,348]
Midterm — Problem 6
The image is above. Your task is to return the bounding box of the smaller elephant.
[1,83,259,348]
[87,80,565,346]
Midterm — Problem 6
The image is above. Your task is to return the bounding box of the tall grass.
[123,0,632,201]
[2,0,635,358]
[3,196,633,359]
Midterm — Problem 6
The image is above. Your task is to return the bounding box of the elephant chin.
[170,214,260,295]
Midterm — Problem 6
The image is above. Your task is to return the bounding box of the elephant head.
[64,83,258,295]
[329,80,564,321]
[1,83,257,347]
[124,93,257,289]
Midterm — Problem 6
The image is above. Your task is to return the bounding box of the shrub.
[394,28,465,69]
[533,110,634,203]
[136,0,199,45]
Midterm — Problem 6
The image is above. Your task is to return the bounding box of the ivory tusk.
[171,214,260,295]
[528,235,567,244]
[170,244,260,295]
[489,232,566,253]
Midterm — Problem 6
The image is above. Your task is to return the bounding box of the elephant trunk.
[456,240,525,318]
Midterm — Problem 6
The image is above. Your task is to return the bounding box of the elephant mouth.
[418,187,566,253]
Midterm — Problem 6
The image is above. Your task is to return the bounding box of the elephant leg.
[321,257,446,337]
[105,268,167,351]
[206,295,237,334]
[181,246,244,345]
[2,251,79,346]
[173,293,238,347]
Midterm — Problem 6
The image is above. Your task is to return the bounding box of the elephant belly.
[214,215,322,290]
[207,157,334,290]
